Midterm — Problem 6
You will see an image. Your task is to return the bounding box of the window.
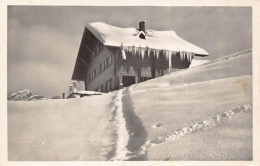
[105,82,108,92]
[97,66,100,75]
[101,85,104,92]
[101,62,104,72]
[99,63,102,74]
[109,54,112,66]
[94,69,96,78]
[106,57,109,68]
[99,44,103,52]
[141,77,151,82]
[88,74,91,83]
[105,79,112,92]
[95,47,98,57]
[103,61,106,70]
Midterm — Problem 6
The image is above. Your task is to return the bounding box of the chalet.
[72,21,209,92]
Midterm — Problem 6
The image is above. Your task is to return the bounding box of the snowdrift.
[125,49,252,160]
[8,94,117,160]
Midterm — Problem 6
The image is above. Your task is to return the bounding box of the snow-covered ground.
[8,49,252,161]
[8,93,117,160]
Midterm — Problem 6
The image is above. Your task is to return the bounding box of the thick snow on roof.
[86,22,209,56]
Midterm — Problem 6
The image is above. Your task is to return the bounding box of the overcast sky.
[7,6,252,97]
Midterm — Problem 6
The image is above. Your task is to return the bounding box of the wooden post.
[62,93,65,99]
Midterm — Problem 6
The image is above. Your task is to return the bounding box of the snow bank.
[127,49,252,160]
[8,93,117,160]
[86,22,209,56]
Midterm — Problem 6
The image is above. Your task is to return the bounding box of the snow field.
[126,49,252,160]
[8,94,116,160]
[147,103,252,146]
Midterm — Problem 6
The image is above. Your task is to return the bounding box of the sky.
[7,6,252,97]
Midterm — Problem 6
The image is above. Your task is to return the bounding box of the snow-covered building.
[72,21,209,92]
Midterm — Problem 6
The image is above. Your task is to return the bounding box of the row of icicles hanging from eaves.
[120,45,195,63]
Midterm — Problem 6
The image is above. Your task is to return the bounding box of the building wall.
[116,51,172,86]
[85,46,115,92]
[116,50,193,87]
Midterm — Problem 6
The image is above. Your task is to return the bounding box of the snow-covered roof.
[86,22,209,56]
[74,91,102,95]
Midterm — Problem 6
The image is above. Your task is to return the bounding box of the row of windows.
[88,54,113,83]
[95,79,113,93]
[155,68,169,77]
[94,43,103,57]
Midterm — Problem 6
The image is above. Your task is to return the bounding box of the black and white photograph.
[1,1,259,165]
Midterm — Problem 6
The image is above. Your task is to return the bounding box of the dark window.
[105,82,108,92]
[141,77,151,82]
[122,76,136,87]
[101,85,104,92]
[94,69,96,78]
[95,47,98,57]
[100,44,103,52]
[103,61,106,70]
[99,63,102,74]
[109,79,112,90]
[97,66,100,75]
[88,74,91,82]
[106,57,109,68]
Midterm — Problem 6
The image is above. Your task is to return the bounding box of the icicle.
[120,44,126,60]
[152,49,156,58]
[147,47,151,58]
[165,50,169,61]
[168,51,172,72]
[127,46,132,53]
[136,47,140,57]
[121,49,126,60]
[172,51,176,58]
[141,48,145,59]
[132,46,136,56]
[179,51,183,61]
[155,49,160,59]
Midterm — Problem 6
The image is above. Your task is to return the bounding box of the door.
[122,75,136,87]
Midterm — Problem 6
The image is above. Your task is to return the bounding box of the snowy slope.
[8,93,117,160]
[124,49,252,160]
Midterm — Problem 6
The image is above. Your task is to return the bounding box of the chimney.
[139,21,146,32]
[138,21,146,39]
